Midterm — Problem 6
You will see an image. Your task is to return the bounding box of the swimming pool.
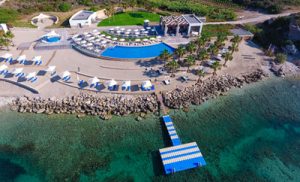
[101,43,175,59]
[43,36,61,43]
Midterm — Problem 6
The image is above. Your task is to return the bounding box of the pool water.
[101,43,175,59]
[43,36,61,43]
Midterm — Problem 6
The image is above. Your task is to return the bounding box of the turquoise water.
[101,43,175,59]
[0,77,300,181]
[43,36,61,43]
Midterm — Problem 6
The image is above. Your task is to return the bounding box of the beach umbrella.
[46,66,56,72]
[62,71,71,78]
[26,72,36,79]
[144,31,149,34]
[122,81,131,88]
[101,40,107,44]
[127,29,132,32]
[1,53,12,59]
[150,37,155,40]
[87,43,93,46]
[32,56,42,62]
[93,29,98,33]
[120,28,125,31]
[87,46,94,50]
[135,39,141,42]
[142,80,152,89]
[117,30,121,34]
[83,32,89,35]
[143,38,149,42]
[107,79,117,87]
[125,32,130,35]
[106,36,111,39]
[120,39,125,42]
[17,55,26,62]
[89,77,100,85]
[12,68,23,74]
[115,26,120,29]
[95,39,101,42]
[134,29,139,32]
[100,34,106,37]
[135,32,140,35]
[140,28,145,32]
[144,20,149,23]
[156,36,162,39]
[0,64,8,71]
[109,28,114,31]
[81,40,87,44]
[146,27,151,30]
[112,37,118,41]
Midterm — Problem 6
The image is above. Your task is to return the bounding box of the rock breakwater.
[10,69,268,119]
[163,69,268,109]
[11,94,159,120]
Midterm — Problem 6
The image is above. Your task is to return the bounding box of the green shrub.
[0,9,19,23]
[58,2,72,12]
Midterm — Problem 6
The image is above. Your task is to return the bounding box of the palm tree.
[174,45,185,61]
[185,55,196,72]
[186,42,196,54]
[195,36,206,52]
[159,49,172,65]
[211,61,221,76]
[223,52,233,67]
[197,49,209,61]
[231,35,242,44]
[196,69,206,83]
[165,60,180,73]
[105,5,115,22]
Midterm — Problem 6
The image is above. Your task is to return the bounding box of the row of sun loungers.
[0,54,43,66]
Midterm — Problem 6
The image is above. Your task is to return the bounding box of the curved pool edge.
[100,42,175,60]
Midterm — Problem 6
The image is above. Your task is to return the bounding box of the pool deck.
[159,115,206,174]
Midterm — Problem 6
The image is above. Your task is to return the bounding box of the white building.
[160,14,204,37]
[69,10,97,28]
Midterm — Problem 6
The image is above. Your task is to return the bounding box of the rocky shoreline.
[9,69,268,120]
[163,69,268,109]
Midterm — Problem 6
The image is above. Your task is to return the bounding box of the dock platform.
[159,115,206,174]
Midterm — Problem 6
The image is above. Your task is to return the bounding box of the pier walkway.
[159,115,206,174]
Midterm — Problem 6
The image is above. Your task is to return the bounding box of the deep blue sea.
[0,77,300,182]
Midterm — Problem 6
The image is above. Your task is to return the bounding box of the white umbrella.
[87,43,93,46]
[81,40,87,44]
[112,37,118,41]
[26,72,36,79]
[100,34,106,37]
[140,28,145,31]
[83,32,89,35]
[125,32,130,35]
[46,66,56,72]
[150,37,155,40]
[146,27,151,30]
[127,29,132,32]
[17,55,26,62]
[143,38,148,42]
[117,30,121,34]
[144,20,150,23]
[93,29,98,33]
[134,29,139,32]
[107,79,117,87]
[101,40,107,44]
[156,36,162,39]
[1,53,12,59]
[142,80,152,89]
[32,56,41,62]
[89,77,100,85]
[62,71,71,78]
[0,65,8,71]
[106,36,111,39]
[120,28,125,31]
[95,39,101,42]
[120,39,125,42]
[144,31,149,34]
[135,32,140,35]
[12,68,23,74]
[115,26,120,29]
[135,39,141,42]
[122,81,131,87]
[85,34,92,37]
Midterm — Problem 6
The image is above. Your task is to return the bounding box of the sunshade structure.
[12,68,25,78]
[61,71,71,82]
[26,72,38,82]
[119,39,125,42]
[32,56,42,65]
[17,55,26,64]
[141,80,153,91]
[0,65,8,75]
[46,66,56,73]
[1,53,13,62]
[107,79,117,91]
[89,77,100,87]
[122,81,131,91]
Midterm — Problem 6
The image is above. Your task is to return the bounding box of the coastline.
[6,69,272,120]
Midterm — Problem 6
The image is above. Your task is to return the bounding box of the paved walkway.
[205,11,299,25]
[0,0,7,6]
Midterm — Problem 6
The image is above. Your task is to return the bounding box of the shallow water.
[0,77,300,182]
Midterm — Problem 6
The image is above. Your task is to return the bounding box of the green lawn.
[202,24,234,37]
[98,11,160,26]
